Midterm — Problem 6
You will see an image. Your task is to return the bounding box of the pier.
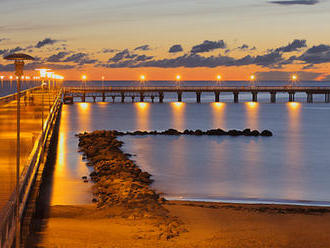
[63,86,330,103]
[0,87,62,248]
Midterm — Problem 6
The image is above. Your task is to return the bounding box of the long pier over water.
[63,86,330,103]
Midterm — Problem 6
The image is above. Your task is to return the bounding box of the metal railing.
[63,86,330,93]
[0,89,62,248]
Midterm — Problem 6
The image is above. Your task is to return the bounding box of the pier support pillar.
[270,92,276,103]
[289,92,295,102]
[307,92,313,103]
[121,93,125,103]
[102,92,106,102]
[92,96,96,103]
[159,92,164,103]
[112,96,116,103]
[196,92,201,103]
[326,93,330,103]
[215,91,220,102]
[233,92,239,103]
[140,92,145,102]
[252,92,258,102]
[132,96,135,102]
[151,96,155,103]
[177,91,182,102]
[82,93,86,102]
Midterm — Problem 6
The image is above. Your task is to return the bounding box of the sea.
[1,80,330,207]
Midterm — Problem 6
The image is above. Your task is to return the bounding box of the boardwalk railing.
[0,89,62,248]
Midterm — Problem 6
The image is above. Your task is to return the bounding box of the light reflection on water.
[49,102,330,205]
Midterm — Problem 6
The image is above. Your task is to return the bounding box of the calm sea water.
[2,81,330,207]
[50,100,330,206]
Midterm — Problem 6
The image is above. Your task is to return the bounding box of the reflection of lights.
[172,102,184,108]
[78,102,89,111]
[247,102,257,108]
[136,102,148,109]
[212,102,224,109]
[288,102,300,109]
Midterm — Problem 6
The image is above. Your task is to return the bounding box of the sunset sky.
[0,0,329,81]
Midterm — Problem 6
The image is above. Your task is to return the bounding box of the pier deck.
[63,86,330,103]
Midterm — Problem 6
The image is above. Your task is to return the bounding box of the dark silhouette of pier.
[63,86,330,103]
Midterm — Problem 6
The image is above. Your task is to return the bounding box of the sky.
[0,0,329,81]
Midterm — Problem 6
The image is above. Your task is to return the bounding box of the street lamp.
[250,75,256,87]
[216,75,222,87]
[140,75,146,88]
[82,75,87,88]
[4,53,35,248]
[291,74,298,87]
[176,75,181,88]
[102,76,105,88]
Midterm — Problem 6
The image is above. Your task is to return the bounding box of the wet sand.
[34,201,330,248]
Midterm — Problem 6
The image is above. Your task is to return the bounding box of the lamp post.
[176,75,181,88]
[291,74,298,87]
[140,75,146,88]
[216,75,222,87]
[10,76,13,88]
[0,75,4,87]
[82,75,87,88]
[36,69,50,131]
[102,76,105,89]
[250,75,256,87]
[4,53,35,248]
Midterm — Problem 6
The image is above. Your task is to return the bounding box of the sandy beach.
[32,201,330,248]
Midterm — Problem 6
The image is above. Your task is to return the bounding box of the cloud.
[238,44,249,50]
[296,44,330,64]
[35,38,60,48]
[0,46,25,56]
[62,52,98,65]
[134,45,151,51]
[108,49,140,62]
[0,38,8,43]
[191,40,226,53]
[169,44,183,53]
[47,51,70,62]
[135,55,154,61]
[269,0,319,5]
[102,49,117,53]
[255,70,323,81]
[274,39,307,53]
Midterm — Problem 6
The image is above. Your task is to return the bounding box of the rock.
[82,176,87,180]
[242,128,252,136]
[163,129,180,135]
[251,130,260,136]
[261,130,273,136]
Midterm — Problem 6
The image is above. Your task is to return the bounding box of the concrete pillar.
[159,92,164,103]
[289,92,295,102]
[132,96,135,102]
[140,92,145,102]
[325,93,330,103]
[307,92,313,103]
[121,93,125,103]
[233,92,239,103]
[151,96,155,103]
[112,96,115,103]
[214,92,220,102]
[177,91,182,102]
[196,92,201,103]
[102,92,106,102]
[92,96,96,103]
[82,93,86,102]
[252,92,258,102]
[270,92,276,103]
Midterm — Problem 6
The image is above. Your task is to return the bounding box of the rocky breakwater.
[77,130,186,240]
[113,128,273,137]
